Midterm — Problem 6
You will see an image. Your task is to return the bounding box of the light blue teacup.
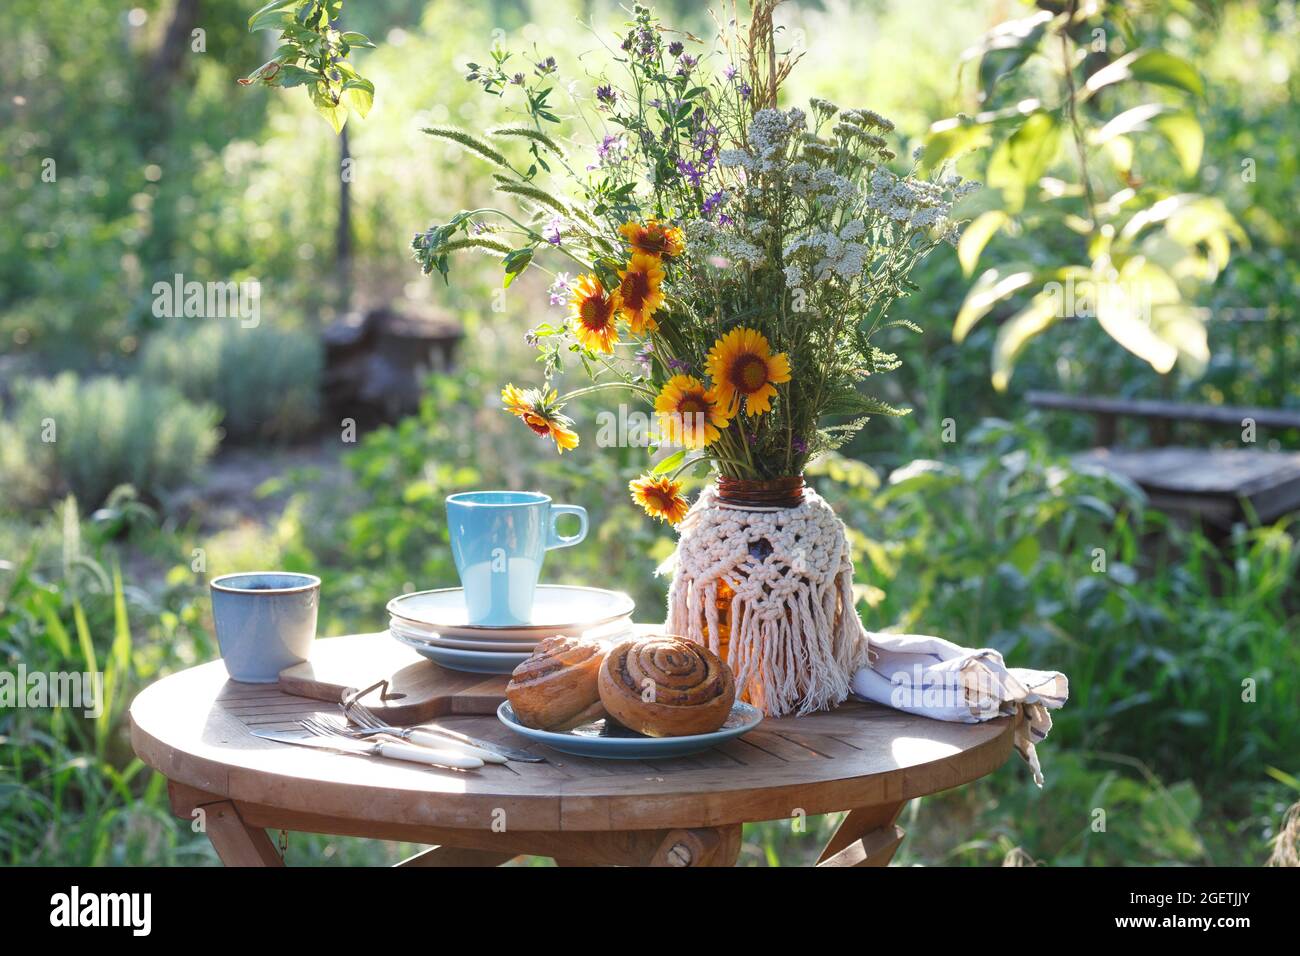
[445,491,589,626]
[210,572,320,683]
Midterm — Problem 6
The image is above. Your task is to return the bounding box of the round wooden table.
[130,632,1016,867]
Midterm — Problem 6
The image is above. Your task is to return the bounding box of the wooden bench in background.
[1027,391,1300,527]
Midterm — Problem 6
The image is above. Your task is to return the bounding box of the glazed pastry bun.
[598,635,735,737]
[506,635,608,731]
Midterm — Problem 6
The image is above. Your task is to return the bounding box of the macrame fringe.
[660,485,870,717]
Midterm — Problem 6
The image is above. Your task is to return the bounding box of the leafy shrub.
[0,373,219,509]
[141,323,322,444]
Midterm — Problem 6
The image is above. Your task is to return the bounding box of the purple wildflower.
[676,54,698,76]
[595,84,615,106]
[587,134,624,170]
[535,56,557,75]
[542,216,565,246]
[667,41,684,56]
[635,344,654,376]
[667,357,692,374]
[701,189,727,218]
[510,72,526,86]
[723,64,738,81]
[676,158,704,187]
[792,436,808,455]
[738,81,752,99]
[547,272,572,306]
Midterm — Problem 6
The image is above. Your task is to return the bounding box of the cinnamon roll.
[598,635,735,737]
[506,636,607,731]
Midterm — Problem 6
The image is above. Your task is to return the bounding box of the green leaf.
[653,449,688,474]
[953,264,1037,342]
[339,31,375,48]
[1095,284,1178,374]
[986,110,1061,212]
[310,83,347,133]
[1094,104,1202,177]
[502,247,534,287]
[1084,49,1204,99]
[1008,534,1040,574]
[1100,134,1134,175]
[1151,303,1209,378]
[964,11,1054,103]
[921,121,992,172]
[992,293,1060,391]
[1152,112,1203,177]
[248,0,300,33]
[342,76,374,118]
[958,210,1008,277]
[276,64,318,89]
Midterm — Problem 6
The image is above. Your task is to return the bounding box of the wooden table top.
[130,633,1016,832]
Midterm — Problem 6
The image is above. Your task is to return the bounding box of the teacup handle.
[547,504,588,550]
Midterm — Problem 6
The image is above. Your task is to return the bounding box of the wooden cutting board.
[277,632,511,724]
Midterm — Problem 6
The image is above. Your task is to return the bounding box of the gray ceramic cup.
[210,572,320,683]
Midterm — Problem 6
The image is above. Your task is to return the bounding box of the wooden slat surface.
[1076,446,1300,524]
[130,632,1014,832]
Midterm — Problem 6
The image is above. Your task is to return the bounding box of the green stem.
[561,380,655,401]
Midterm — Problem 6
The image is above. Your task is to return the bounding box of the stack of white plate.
[386,585,636,674]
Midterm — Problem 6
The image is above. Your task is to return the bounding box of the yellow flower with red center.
[705,327,792,417]
[629,474,690,525]
[501,384,580,453]
[653,375,730,449]
[616,253,665,334]
[618,219,685,259]
[566,274,621,353]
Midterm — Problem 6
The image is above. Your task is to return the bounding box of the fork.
[344,698,545,763]
[297,717,483,770]
[308,713,507,765]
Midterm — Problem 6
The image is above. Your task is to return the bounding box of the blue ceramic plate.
[496,700,763,759]
[391,631,529,674]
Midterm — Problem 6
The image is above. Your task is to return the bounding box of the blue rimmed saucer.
[496,700,763,759]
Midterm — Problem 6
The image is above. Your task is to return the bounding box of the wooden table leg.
[204,800,286,867]
[817,801,907,867]
[169,780,284,867]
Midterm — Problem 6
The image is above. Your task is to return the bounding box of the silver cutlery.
[252,728,482,771]
[301,715,505,766]
[342,698,545,763]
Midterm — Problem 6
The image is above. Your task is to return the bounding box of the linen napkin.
[850,632,1068,786]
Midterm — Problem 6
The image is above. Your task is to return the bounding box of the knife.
[411,723,546,763]
[252,730,483,770]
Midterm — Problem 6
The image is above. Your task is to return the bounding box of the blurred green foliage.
[141,323,322,443]
[0,373,220,509]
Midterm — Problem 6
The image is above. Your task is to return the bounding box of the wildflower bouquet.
[415,1,972,527]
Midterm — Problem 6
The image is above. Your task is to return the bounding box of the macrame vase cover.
[661,482,870,717]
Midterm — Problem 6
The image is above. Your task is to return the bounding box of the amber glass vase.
[705,475,805,671]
